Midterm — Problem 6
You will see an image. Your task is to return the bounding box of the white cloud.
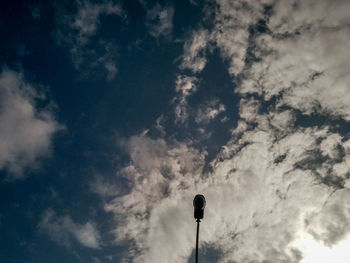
[0,69,62,179]
[105,134,206,262]
[268,0,350,34]
[146,5,174,39]
[306,189,350,246]
[239,97,261,123]
[180,0,273,76]
[320,134,342,159]
[295,232,350,263]
[39,209,101,249]
[107,124,349,262]
[212,0,272,75]
[239,0,350,120]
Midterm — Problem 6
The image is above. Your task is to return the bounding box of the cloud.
[95,41,119,81]
[212,0,272,76]
[105,134,206,262]
[104,61,118,81]
[238,0,350,120]
[180,29,209,73]
[38,209,101,249]
[0,69,62,179]
[173,75,197,123]
[195,99,226,125]
[108,115,350,263]
[90,175,124,199]
[102,0,350,262]
[71,1,122,44]
[306,189,350,246]
[31,6,41,20]
[146,4,174,39]
[180,1,271,75]
[55,0,123,81]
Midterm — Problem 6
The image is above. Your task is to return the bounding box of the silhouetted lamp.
[193,194,206,263]
[193,194,206,221]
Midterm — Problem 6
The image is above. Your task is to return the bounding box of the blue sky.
[2,0,350,262]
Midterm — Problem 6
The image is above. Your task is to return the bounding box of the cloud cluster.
[0,69,61,179]
[39,209,101,249]
[103,0,350,262]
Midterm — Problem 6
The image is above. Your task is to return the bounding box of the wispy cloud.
[90,175,125,199]
[38,209,101,249]
[195,99,226,125]
[146,4,174,39]
[70,1,122,44]
[180,29,209,73]
[0,68,62,179]
[173,75,197,123]
[55,0,123,81]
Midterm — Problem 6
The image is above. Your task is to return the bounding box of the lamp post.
[193,194,206,263]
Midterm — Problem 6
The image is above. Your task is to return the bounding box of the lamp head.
[193,194,206,220]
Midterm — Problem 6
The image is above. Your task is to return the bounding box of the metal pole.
[195,219,200,263]
[193,194,205,263]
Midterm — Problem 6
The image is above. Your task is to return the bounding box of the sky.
[1,0,350,262]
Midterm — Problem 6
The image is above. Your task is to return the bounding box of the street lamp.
[193,194,206,263]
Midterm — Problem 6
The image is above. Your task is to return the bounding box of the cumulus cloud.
[105,135,206,262]
[107,125,350,263]
[103,0,350,262]
[306,189,350,246]
[0,69,61,179]
[39,209,101,249]
[146,4,174,39]
[56,0,123,80]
